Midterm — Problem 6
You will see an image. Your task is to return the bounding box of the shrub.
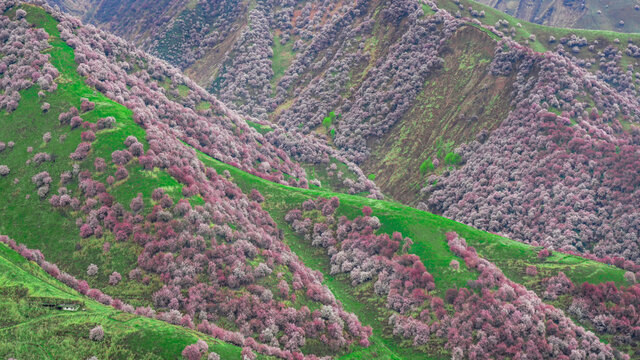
[0,165,9,176]
[443,152,461,166]
[525,265,538,276]
[624,271,636,284]
[89,326,104,341]
[109,272,121,285]
[538,249,551,259]
[182,340,209,360]
[87,264,98,276]
[94,157,106,172]
[419,158,434,174]
[115,166,128,180]
[449,259,460,271]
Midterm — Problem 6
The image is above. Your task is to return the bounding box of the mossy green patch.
[271,33,295,91]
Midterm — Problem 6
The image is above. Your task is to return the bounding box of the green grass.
[322,111,337,130]
[0,242,253,360]
[419,157,434,174]
[303,157,368,195]
[271,33,295,90]
[421,3,436,16]
[177,84,190,97]
[443,152,461,166]
[196,101,212,111]
[246,120,274,134]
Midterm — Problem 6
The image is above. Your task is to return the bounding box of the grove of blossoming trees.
[426,36,640,262]
[212,1,275,122]
[275,1,461,163]
[50,123,370,356]
[0,6,58,112]
[285,197,623,358]
[532,269,640,351]
[150,0,245,69]
[52,7,308,187]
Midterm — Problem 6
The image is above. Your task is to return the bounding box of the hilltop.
[1,1,640,359]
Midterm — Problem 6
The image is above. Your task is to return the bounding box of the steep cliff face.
[476,0,640,33]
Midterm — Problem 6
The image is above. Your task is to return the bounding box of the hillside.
[2,0,640,359]
[0,240,252,360]
[41,0,640,265]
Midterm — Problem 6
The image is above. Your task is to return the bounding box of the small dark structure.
[27,297,84,311]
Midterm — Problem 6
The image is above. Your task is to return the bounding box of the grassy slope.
[476,0,640,34]
[0,5,264,359]
[198,150,630,360]
[0,242,250,360]
[271,33,295,93]
[0,5,195,307]
[576,0,640,34]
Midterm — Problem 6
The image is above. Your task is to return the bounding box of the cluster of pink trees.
[427,36,640,262]
[542,272,574,300]
[273,0,369,106]
[0,6,58,112]
[286,197,438,345]
[627,44,640,58]
[442,232,623,359]
[595,46,636,96]
[265,128,382,198]
[285,197,624,358]
[210,0,379,124]
[181,340,216,360]
[213,2,275,122]
[527,272,640,348]
[567,280,640,348]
